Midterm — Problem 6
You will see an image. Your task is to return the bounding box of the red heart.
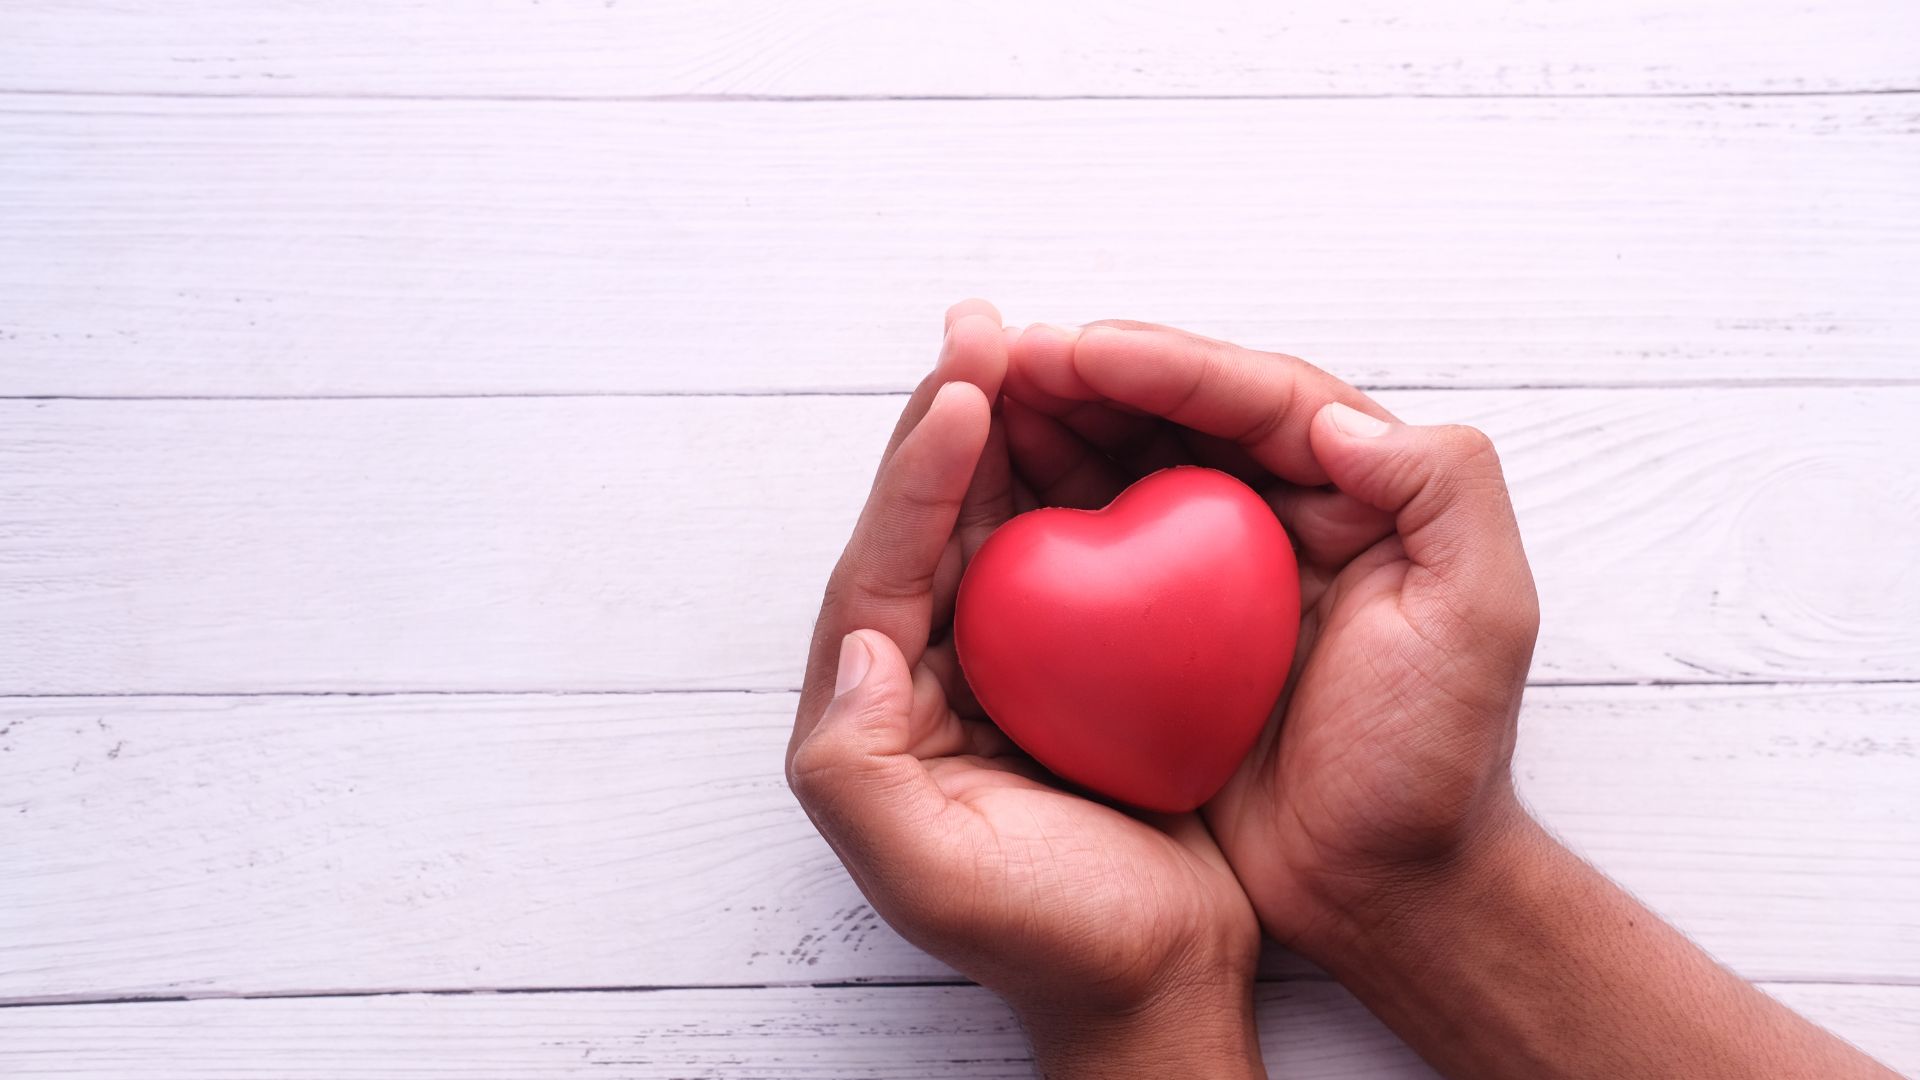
[955,466,1300,812]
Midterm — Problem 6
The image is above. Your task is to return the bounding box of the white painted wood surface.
[3,983,1915,1079]
[1,685,1915,1000]
[4,2,1916,1075]
[3,1,1916,98]
[3,388,1916,695]
[4,95,1917,396]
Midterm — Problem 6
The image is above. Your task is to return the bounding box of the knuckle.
[1160,343,1214,423]
[1480,591,1541,653]
[904,890,979,947]
[785,731,846,807]
[1416,577,1538,658]
[1409,588,1487,651]
[845,569,933,614]
[1504,584,1544,650]
[824,555,930,616]
[1443,425,1506,481]
[1442,424,1499,462]
[1238,376,1295,449]
[841,693,899,740]
[820,569,866,617]
[1404,425,1513,526]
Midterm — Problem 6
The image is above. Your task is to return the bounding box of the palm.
[913,712,1255,1000]
[1210,545,1519,930]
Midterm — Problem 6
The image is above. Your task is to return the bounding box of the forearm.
[1304,808,1896,1080]
[1018,979,1266,1080]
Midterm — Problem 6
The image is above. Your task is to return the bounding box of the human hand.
[787,303,1265,1078]
[1002,324,1906,1080]
[1002,321,1538,957]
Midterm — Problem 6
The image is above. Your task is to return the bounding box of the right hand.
[788,305,1266,1078]
[1002,321,1540,953]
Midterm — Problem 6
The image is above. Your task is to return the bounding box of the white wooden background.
[2,3,1917,1076]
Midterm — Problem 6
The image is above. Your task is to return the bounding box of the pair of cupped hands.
[785,300,1540,1062]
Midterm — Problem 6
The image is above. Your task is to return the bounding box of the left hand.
[787,301,1264,1078]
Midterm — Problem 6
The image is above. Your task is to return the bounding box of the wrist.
[1014,968,1266,1080]
[1290,796,1553,970]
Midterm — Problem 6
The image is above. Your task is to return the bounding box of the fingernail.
[1323,402,1391,438]
[1001,326,1023,348]
[834,633,872,698]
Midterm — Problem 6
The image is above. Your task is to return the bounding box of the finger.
[899,659,1017,760]
[788,631,954,884]
[1308,403,1539,646]
[1002,395,1129,510]
[1265,481,1398,611]
[931,410,1016,630]
[1173,428,1269,486]
[881,308,1008,469]
[1011,473,1040,515]
[1265,484,1398,570]
[928,534,967,635]
[851,382,993,613]
[1081,318,1188,334]
[1315,532,1410,622]
[956,412,1014,562]
[1054,402,1190,477]
[1005,322,1094,413]
[920,639,983,718]
[1014,322,1318,487]
[1006,324,1189,478]
[1011,320,1192,405]
[1048,324,1394,486]
[802,382,992,734]
[945,297,1003,332]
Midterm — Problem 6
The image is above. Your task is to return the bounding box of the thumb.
[787,630,951,885]
[1309,402,1539,647]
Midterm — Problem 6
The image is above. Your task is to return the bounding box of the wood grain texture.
[2,982,1915,1079]
[3,1,1916,98]
[3,389,1916,695]
[4,95,1916,396]
[4,6,1914,1070]
[2,685,1914,1000]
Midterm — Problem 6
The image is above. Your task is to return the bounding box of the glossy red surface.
[955,466,1300,812]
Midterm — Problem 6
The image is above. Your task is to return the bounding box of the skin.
[787,303,1899,1079]
[786,301,1265,1078]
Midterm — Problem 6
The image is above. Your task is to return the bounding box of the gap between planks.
[6,677,1920,700]
[8,974,1918,1011]
[1,89,1917,105]
[11,375,1920,402]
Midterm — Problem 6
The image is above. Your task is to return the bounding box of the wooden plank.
[2,685,1914,999]
[3,1,1915,98]
[3,95,1915,397]
[1,983,1913,1078]
[3,388,1917,695]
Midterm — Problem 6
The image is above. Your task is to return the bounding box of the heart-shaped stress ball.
[955,466,1300,813]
